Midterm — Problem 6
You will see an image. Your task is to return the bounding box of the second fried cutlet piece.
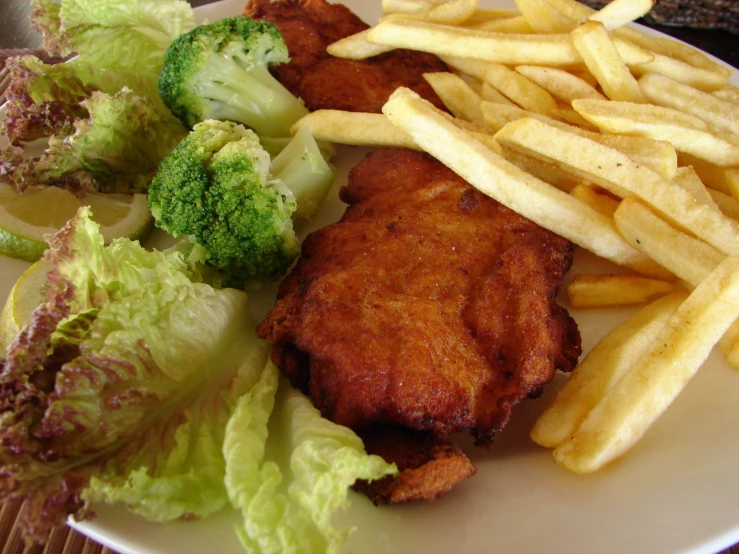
[244,0,449,112]
[258,149,581,449]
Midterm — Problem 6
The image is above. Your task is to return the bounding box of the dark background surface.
[0,0,737,69]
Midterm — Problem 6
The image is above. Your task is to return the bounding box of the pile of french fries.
[290,0,739,472]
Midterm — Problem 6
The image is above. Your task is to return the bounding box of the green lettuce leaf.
[224,362,398,554]
[31,0,194,81]
[2,88,186,194]
[0,208,268,541]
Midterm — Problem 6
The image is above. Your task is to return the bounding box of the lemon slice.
[0,184,154,262]
[0,259,51,352]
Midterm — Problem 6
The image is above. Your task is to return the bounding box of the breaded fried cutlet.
[258,149,581,499]
[244,0,449,112]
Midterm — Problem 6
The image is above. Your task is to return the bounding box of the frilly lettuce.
[0,208,268,540]
[0,0,192,193]
[224,362,398,554]
[0,209,397,552]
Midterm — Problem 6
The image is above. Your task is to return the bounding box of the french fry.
[480,81,518,106]
[383,0,431,14]
[326,29,395,60]
[290,109,501,153]
[461,7,521,27]
[713,87,739,107]
[588,0,654,30]
[482,102,678,180]
[366,18,651,67]
[470,15,535,33]
[531,291,686,448]
[672,166,718,209]
[382,87,666,277]
[483,63,559,115]
[647,36,732,81]
[613,197,722,288]
[515,0,577,33]
[551,105,600,131]
[291,110,419,149]
[570,184,619,217]
[514,65,606,103]
[728,168,739,197]
[495,117,739,255]
[677,153,732,194]
[709,189,739,222]
[567,273,681,309]
[629,52,729,91]
[423,72,487,126]
[573,99,739,167]
[570,21,647,103]
[553,255,739,473]
[428,0,478,25]
[639,73,739,137]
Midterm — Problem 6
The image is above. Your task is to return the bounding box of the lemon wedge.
[0,259,51,352]
[0,184,153,262]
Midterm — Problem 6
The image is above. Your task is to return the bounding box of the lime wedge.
[0,184,154,262]
[0,259,51,352]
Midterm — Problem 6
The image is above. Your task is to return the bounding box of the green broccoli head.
[148,119,301,286]
[158,16,308,136]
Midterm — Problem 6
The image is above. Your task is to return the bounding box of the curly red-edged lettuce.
[0,208,268,542]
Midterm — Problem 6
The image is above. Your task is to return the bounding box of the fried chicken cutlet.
[258,149,582,499]
[244,0,448,112]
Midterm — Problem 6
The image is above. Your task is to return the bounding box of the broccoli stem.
[196,54,307,137]
[270,126,334,220]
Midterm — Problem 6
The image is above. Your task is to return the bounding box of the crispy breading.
[258,149,581,450]
[353,427,477,504]
[244,0,449,112]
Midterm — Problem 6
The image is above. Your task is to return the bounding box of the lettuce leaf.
[224,362,398,554]
[0,208,268,542]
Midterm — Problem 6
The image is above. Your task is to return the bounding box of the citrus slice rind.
[0,184,153,262]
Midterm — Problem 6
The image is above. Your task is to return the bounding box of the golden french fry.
[570,21,647,103]
[630,52,729,91]
[614,197,722,288]
[647,36,732,81]
[551,105,601,131]
[567,273,681,309]
[482,102,677,180]
[570,184,619,217]
[569,68,598,88]
[531,291,686,448]
[291,110,419,149]
[495,117,739,255]
[514,65,606,102]
[382,87,666,277]
[383,0,431,14]
[588,0,654,30]
[290,109,501,154]
[326,29,395,60]
[483,63,558,115]
[713,87,739,107]
[428,0,479,25]
[423,72,486,126]
[639,73,739,137]
[514,0,577,33]
[677,153,732,194]
[553,255,739,473]
[462,7,521,27]
[573,99,739,167]
[501,146,579,192]
[469,15,535,33]
[728,168,739,197]
[480,81,518,105]
[366,18,650,66]
[672,166,717,208]
[709,189,739,222]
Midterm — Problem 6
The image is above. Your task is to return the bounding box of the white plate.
[2,1,739,553]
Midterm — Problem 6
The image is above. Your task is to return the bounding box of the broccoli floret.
[158,16,308,137]
[148,119,334,287]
